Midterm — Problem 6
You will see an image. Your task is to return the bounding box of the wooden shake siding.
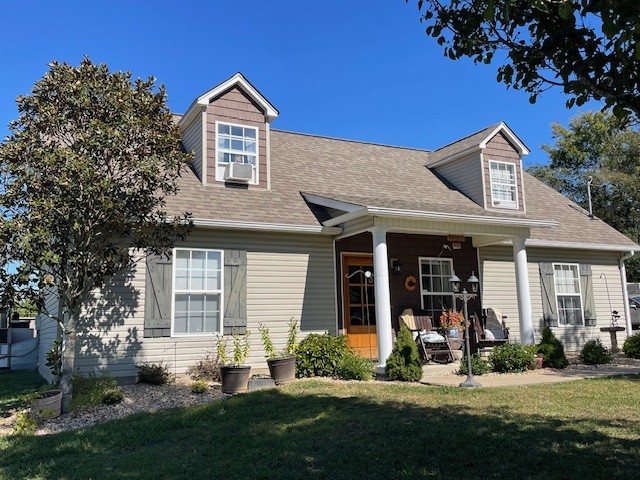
[479,245,624,350]
[434,152,485,207]
[180,113,203,180]
[483,132,525,212]
[36,287,60,383]
[206,87,267,188]
[74,230,336,380]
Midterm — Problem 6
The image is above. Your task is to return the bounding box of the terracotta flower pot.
[220,365,251,394]
[267,356,296,385]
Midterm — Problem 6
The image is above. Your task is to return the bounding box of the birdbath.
[599,326,625,353]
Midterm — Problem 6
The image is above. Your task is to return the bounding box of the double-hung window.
[173,248,223,335]
[553,263,584,326]
[216,122,258,183]
[489,160,517,209]
[419,257,455,320]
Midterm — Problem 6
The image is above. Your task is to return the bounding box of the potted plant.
[33,389,63,418]
[439,309,464,338]
[217,331,251,394]
[259,318,298,385]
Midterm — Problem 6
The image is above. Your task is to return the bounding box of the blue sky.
[0,1,601,165]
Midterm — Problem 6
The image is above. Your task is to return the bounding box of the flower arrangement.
[439,309,464,329]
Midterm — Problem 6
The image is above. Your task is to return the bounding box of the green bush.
[536,327,569,369]
[458,353,491,376]
[190,380,209,394]
[295,334,350,378]
[336,353,374,381]
[102,388,125,405]
[137,361,173,385]
[71,373,118,410]
[186,354,221,382]
[489,343,535,373]
[622,333,640,359]
[580,339,612,365]
[12,411,37,435]
[385,325,422,382]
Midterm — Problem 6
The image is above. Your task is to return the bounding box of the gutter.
[525,239,639,252]
[191,218,342,235]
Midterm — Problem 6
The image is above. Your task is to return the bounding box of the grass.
[1,376,640,479]
[0,371,47,415]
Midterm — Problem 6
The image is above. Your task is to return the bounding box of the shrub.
[71,373,118,410]
[137,361,173,385]
[190,380,209,394]
[385,325,422,382]
[102,388,125,405]
[489,343,535,373]
[12,411,37,435]
[623,333,640,359]
[536,327,569,369]
[336,353,374,381]
[458,353,491,376]
[186,354,221,382]
[580,339,612,365]
[295,334,350,378]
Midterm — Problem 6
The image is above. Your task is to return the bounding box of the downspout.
[620,251,635,338]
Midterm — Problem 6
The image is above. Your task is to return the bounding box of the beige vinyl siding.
[480,245,624,351]
[74,229,336,381]
[433,152,485,207]
[36,287,60,383]
[180,113,203,181]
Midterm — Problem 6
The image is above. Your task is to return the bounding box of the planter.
[267,356,296,385]
[33,389,62,418]
[445,329,460,339]
[220,365,251,394]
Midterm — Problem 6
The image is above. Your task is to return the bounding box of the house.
[37,73,638,383]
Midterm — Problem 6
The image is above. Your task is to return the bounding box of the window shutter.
[539,262,559,327]
[579,264,597,326]
[223,250,247,335]
[144,253,173,338]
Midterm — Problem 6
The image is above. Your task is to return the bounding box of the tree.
[0,58,192,409]
[413,1,640,121]
[527,111,640,280]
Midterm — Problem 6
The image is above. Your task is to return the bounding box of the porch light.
[468,272,479,294]
[449,274,461,293]
[390,258,402,275]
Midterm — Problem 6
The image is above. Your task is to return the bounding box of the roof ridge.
[433,122,502,152]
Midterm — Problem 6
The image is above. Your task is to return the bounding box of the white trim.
[266,122,271,190]
[339,251,374,336]
[479,122,530,155]
[479,151,487,209]
[214,121,259,185]
[519,157,527,214]
[179,73,278,128]
[201,109,208,185]
[488,159,518,210]
[171,247,224,337]
[323,208,369,227]
[191,218,341,235]
[525,239,638,252]
[417,256,455,318]
[552,262,584,327]
[301,193,363,213]
[333,240,339,335]
[620,255,633,337]
[428,145,482,168]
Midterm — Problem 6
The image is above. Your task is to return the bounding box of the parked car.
[629,296,640,329]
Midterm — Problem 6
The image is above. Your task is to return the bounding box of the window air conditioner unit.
[224,162,254,183]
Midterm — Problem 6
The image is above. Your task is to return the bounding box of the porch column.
[513,236,535,344]
[371,227,393,367]
[620,255,633,338]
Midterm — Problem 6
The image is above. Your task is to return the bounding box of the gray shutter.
[580,264,597,326]
[539,262,559,327]
[223,250,247,335]
[144,253,173,338]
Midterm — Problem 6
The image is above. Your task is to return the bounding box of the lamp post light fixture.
[450,271,481,388]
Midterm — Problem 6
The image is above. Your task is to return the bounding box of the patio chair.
[472,308,509,349]
[399,309,454,364]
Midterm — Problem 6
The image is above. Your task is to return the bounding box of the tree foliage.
[0,58,192,408]
[528,111,640,280]
[413,1,640,121]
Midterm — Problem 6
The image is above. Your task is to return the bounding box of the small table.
[600,326,626,353]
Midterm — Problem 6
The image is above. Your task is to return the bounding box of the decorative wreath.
[404,275,417,291]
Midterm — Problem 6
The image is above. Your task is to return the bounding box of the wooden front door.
[342,254,377,360]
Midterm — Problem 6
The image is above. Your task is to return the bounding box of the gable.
[482,131,525,213]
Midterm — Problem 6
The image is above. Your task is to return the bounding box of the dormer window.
[489,160,517,209]
[216,122,258,184]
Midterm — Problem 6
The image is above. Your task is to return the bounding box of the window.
[173,248,223,335]
[553,263,583,326]
[419,258,454,320]
[216,122,258,184]
[489,160,517,208]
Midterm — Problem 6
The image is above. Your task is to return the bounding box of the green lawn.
[0,370,47,414]
[1,376,639,480]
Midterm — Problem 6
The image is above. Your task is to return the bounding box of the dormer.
[427,122,529,213]
[178,73,278,188]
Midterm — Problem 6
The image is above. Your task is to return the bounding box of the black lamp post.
[450,271,481,388]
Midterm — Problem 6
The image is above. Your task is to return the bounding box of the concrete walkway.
[419,364,640,388]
